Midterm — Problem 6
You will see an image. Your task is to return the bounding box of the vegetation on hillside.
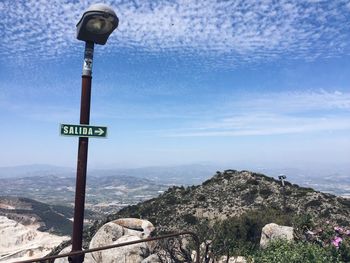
[73,170,350,260]
[0,197,74,235]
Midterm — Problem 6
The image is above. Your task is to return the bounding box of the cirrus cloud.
[0,0,350,64]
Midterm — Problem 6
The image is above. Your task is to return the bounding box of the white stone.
[218,255,249,263]
[260,223,294,249]
[95,235,148,263]
[114,218,155,238]
[54,246,94,263]
[89,218,155,262]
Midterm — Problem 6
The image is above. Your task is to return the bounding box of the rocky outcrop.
[114,218,155,237]
[53,218,156,263]
[260,223,294,248]
[54,246,95,263]
[97,235,147,263]
[89,218,154,263]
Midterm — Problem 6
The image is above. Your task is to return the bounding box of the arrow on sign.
[95,128,105,136]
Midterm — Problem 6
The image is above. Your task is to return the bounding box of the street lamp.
[278,174,287,212]
[76,3,118,45]
[278,174,287,187]
[70,4,118,263]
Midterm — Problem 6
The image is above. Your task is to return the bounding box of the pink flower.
[334,226,343,233]
[346,229,350,236]
[332,236,343,247]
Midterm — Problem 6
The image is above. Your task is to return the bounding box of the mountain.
[88,169,350,239]
[0,197,74,262]
[0,164,75,178]
[0,196,75,235]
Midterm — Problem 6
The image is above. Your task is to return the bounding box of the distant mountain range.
[0,164,219,185]
[0,163,349,196]
[0,164,75,178]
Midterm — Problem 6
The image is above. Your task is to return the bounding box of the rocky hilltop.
[91,169,350,236]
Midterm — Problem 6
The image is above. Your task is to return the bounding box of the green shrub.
[254,240,342,263]
[338,240,350,262]
[305,199,323,208]
[197,194,206,202]
[183,214,198,225]
[259,187,273,198]
[247,178,259,185]
[195,208,295,258]
[337,198,350,208]
[165,195,178,205]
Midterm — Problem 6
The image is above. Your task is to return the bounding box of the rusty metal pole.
[70,41,94,263]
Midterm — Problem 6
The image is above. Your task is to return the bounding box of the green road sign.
[60,124,107,138]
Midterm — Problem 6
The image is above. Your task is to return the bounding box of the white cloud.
[0,0,349,64]
[161,90,350,137]
[232,90,350,113]
[167,115,350,137]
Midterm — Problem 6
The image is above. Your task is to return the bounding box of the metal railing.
[14,231,200,263]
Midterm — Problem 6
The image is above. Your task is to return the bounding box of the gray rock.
[260,223,294,249]
[95,235,148,263]
[53,246,94,263]
[89,218,155,262]
[89,222,124,262]
[114,218,155,238]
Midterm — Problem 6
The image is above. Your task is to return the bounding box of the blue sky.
[0,0,350,172]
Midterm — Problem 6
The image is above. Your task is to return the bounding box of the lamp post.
[278,174,287,212]
[70,4,118,263]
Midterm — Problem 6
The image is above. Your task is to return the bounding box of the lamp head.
[278,175,286,180]
[77,3,118,45]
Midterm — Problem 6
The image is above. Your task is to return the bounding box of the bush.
[197,194,206,202]
[299,220,350,262]
[259,187,273,198]
[183,214,198,225]
[254,240,342,263]
[305,199,323,208]
[195,208,295,258]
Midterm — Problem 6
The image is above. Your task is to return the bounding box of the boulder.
[93,235,148,263]
[89,218,155,262]
[114,218,155,238]
[260,223,294,249]
[53,245,94,263]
